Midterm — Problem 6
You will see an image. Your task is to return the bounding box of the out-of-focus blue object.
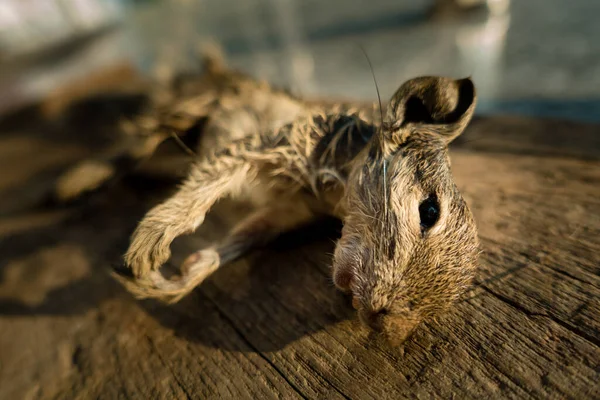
[0,0,130,116]
[0,0,125,61]
[1,0,600,125]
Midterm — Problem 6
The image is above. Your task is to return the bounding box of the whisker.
[358,45,384,130]
[383,159,388,221]
[358,45,389,225]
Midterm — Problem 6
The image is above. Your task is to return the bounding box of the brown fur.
[64,50,480,346]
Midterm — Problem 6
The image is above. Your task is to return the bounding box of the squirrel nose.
[359,308,387,333]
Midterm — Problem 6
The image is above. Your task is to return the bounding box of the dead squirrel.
[59,48,480,346]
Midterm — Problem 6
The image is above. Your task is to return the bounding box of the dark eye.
[419,195,440,230]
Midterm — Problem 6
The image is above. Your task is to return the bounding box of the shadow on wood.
[0,185,351,353]
[0,98,598,398]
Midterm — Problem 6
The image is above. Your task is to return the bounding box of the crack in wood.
[202,295,309,400]
[2,107,599,398]
[145,335,194,400]
[481,286,600,348]
[536,261,600,291]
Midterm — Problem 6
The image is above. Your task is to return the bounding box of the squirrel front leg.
[116,201,318,302]
[124,148,255,278]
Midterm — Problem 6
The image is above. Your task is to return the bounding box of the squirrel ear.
[385,76,476,143]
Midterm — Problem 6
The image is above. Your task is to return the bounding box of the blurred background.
[0,0,599,122]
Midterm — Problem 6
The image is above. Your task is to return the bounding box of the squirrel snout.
[358,307,388,333]
[358,304,421,345]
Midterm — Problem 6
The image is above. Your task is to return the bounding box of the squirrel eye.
[419,195,439,230]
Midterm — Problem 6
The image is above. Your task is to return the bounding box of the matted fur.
[70,49,481,346]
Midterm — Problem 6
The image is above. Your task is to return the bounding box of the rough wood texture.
[0,110,598,399]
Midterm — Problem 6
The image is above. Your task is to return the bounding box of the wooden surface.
[0,111,599,399]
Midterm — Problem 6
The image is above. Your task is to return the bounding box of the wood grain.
[0,112,598,399]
